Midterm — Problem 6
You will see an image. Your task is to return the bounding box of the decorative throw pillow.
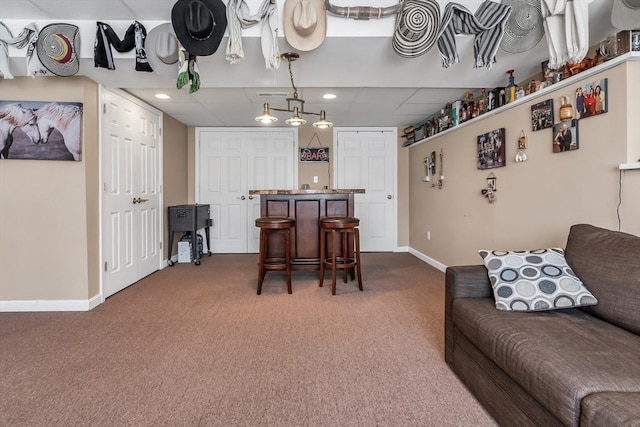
[478,248,598,312]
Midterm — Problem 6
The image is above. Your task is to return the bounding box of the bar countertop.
[249,189,365,195]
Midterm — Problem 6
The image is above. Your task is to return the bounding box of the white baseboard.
[408,247,447,272]
[0,294,102,312]
[395,246,410,252]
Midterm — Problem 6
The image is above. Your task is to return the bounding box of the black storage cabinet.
[167,204,212,266]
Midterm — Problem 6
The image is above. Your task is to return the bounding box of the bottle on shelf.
[506,69,517,103]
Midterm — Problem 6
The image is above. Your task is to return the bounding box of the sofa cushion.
[478,248,597,311]
[452,298,640,426]
[580,392,640,426]
[565,224,640,335]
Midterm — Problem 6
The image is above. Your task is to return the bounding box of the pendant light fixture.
[255,52,333,128]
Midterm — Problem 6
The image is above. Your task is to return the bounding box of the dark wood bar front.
[249,189,365,270]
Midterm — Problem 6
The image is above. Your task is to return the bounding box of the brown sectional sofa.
[445,224,640,426]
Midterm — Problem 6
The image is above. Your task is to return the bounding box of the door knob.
[132,197,149,204]
[387,195,393,199]
[248,195,254,200]
[237,195,246,200]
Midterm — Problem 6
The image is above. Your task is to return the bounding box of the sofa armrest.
[444,265,493,366]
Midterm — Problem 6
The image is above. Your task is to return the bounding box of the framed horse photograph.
[0,100,83,161]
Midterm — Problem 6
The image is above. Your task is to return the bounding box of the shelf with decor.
[404,51,640,149]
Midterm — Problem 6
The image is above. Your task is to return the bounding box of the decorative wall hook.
[515,130,528,162]
[481,172,496,203]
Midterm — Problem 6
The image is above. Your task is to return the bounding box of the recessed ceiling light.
[323,93,336,100]
[155,93,171,100]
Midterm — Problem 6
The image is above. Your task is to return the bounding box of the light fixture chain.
[288,57,298,99]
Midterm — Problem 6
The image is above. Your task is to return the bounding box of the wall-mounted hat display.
[611,0,640,30]
[146,23,180,77]
[499,0,544,54]
[171,0,227,56]
[393,0,440,58]
[283,0,327,51]
[36,23,80,77]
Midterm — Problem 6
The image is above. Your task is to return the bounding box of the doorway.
[334,128,397,252]
[197,128,297,253]
[100,88,163,298]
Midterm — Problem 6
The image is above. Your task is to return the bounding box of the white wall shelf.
[619,162,640,170]
[406,52,640,149]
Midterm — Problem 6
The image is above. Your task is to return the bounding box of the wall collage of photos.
[477,77,609,170]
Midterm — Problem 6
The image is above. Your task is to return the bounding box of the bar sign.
[299,147,329,162]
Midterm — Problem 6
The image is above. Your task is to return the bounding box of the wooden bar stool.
[319,217,363,295]
[255,217,295,295]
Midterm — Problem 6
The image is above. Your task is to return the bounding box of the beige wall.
[407,61,640,267]
[162,114,189,256]
[298,127,333,190]
[0,77,98,300]
[0,78,189,304]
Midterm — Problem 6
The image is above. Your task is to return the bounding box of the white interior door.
[335,128,397,252]
[198,129,296,254]
[101,88,162,298]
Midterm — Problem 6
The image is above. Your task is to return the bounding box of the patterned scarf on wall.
[0,22,47,79]
[437,0,512,69]
[225,0,280,70]
[94,21,153,72]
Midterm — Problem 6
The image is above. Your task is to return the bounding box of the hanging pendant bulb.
[285,106,307,126]
[312,110,333,128]
[255,103,278,124]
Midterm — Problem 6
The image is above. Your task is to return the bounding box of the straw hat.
[146,23,180,77]
[611,0,640,30]
[283,0,327,51]
[36,23,80,77]
[392,0,440,58]
[171,0,227,56]
[499,0,544,54]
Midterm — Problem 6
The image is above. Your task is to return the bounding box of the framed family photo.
[477,128,506,169]
[531,99,554,131]
[552,120,579,153]
[574,78,607,119]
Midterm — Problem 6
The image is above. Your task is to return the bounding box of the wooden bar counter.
[249,189,365,270]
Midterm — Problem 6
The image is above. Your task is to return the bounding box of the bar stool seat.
[255,217,295,295]
[319,216,363,295]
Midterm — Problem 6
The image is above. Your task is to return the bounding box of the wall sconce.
[481,172,496,203]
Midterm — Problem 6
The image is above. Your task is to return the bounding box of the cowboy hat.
[611,0,640,30]
[283,0,327,51]
[36,23,80,76]
[146,23,180,77]
[499,0,544,54]
[392,0,440,58]
[171,0,227,56]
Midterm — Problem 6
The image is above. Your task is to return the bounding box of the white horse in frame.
[0,103,41,159]
[35,103,83,161]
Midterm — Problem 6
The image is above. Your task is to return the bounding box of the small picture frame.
[477,128,506,169]
[552,119,579,153]
[575,78,608,119]
[531,99,554,131]
[487,174,497,191]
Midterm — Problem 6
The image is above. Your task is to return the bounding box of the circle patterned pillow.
[478,248,598,311]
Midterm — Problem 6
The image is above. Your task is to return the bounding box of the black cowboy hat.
[171,0,227,56]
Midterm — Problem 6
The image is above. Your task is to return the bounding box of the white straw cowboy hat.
[392,0,440,58]
[611,0,640,30]
[499,0,544,54]
[283,0,327,51]
[146,23,180,77]
[36,23,80,76]
[171,0,227,56]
